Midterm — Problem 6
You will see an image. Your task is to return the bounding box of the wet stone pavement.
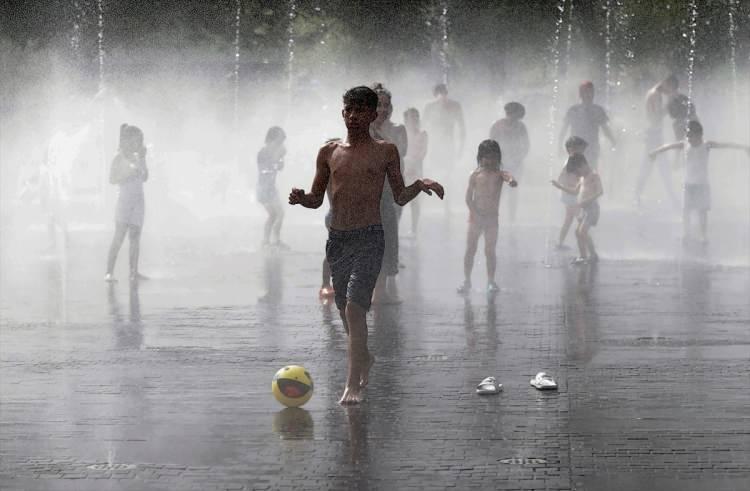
[1,210,749,490]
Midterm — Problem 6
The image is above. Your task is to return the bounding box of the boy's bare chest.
[329,152,385,182]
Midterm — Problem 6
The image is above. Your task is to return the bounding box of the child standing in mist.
[556,136,588,249]
[489,102,529,223]
[551,153,603,265]
[257,126,287,249]
[458,140,518,295]
[403,108,428,237]
[105,124,148,282]
[649,120,750,244]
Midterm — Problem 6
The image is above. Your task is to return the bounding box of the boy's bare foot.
[339,384,363,405]
[104,273,117,283]
[360,354,375,388]
[487,282,499,294]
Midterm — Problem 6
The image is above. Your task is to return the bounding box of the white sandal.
[476,376,502,395]
[530,372,558,390]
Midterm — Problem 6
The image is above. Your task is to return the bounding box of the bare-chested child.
[551,154,603,265]
[289,86,444,404]
[556,136,588,249]
[649,120,750,244]
[457,140,518,295]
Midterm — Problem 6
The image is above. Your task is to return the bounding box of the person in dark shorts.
[551,153,603,265]
[257,126,287,248]
[289,86,444,404]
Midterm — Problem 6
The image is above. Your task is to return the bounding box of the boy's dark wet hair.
[504,102,525,119]
[565,153,588,174]
[265,126,286,144]
[477,139,502,167]
[433,83,448,96]
[565,136,588,152]
[342,86,378,110]
[662,74,679,90]
[119,123,143,153]
[686,120,703,136]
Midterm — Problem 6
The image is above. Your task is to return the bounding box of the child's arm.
[706,141,750,155]
[289,144,331,209]
[465,172,476,212]
[649,141,684,159]
[500,170,518,187]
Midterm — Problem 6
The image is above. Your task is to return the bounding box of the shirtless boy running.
[289,86,444,404]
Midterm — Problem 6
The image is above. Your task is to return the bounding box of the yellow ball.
[272,365,313,407]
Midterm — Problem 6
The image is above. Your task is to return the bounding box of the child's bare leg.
[575,223,588,259]
[584,225,597,260]
[558,207,576,246]
[372,272,388,303]
[463,222,480,284]
[322,258,331,288]
[272,203,284,243]
[339,308,348,335]
[106,222,128,275]
[340,301,369,404]
[127,225,142,276]
[484,222,498,284]
[262,204,275,244]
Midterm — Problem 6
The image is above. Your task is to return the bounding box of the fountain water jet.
[728,0,739,132]
[288,0,297,95]
[686,0,698,102]
[603,0,613,110]
[233,0,241,134]
[439,1,449,85]
[97,0,104,92]
[543,0,568,267]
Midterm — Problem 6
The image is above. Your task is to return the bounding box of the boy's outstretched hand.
[419,179,445,199]
[289,188,305,205]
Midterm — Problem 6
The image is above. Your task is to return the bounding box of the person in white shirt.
[650,120,750,244]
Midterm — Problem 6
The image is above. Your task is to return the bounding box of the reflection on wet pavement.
[1,216,749,490]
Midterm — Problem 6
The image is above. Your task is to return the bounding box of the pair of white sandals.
[476,372,558,395]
